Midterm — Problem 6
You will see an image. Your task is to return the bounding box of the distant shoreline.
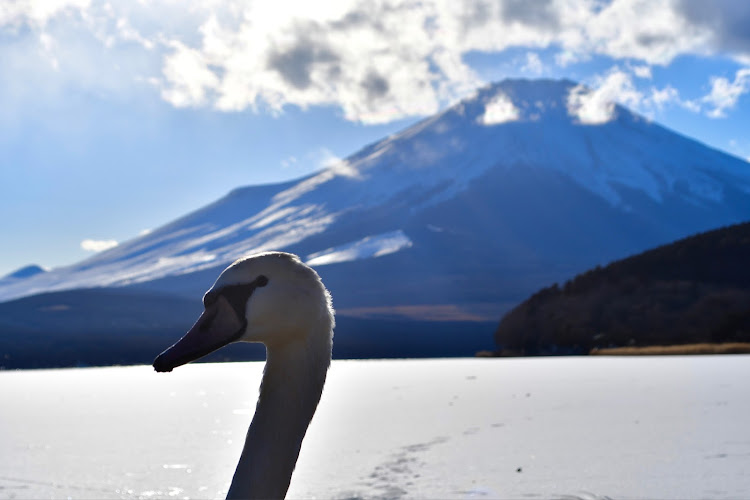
[476,342,750,357]
[589,342,750,356]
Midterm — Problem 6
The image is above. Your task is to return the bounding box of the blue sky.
[1,0,750,276]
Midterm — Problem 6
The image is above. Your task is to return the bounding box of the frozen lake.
[1,356,749,499]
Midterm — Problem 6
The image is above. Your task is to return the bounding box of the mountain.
[2,78,750,366]
[494,221,750,356]
[1,264,47,280]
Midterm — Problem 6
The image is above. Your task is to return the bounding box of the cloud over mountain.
[2,1,750,124]
[3,79,750,314]
[80,239,118,252]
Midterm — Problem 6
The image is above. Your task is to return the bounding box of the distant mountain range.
[2,78,750,367]
[494,221,750,355]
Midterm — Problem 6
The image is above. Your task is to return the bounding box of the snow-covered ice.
[1,355,749,499]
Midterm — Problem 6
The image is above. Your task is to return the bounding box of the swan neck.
[226,328,331,499]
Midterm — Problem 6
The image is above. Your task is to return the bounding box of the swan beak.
[153,295,246,373]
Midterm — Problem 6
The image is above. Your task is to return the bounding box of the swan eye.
[256,275,269,287]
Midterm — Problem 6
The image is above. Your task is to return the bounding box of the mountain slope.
[2,78,750,349]
[2,265,47,280]
[494,221,750,355]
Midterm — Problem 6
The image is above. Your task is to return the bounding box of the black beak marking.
[152,275,270,372]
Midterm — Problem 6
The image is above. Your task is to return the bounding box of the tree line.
[494,221,750,355]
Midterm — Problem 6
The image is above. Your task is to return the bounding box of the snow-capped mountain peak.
[2,78,750,310]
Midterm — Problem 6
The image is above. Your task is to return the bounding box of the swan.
[153,252,334,499]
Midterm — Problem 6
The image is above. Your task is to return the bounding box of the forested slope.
[494,222,750,355]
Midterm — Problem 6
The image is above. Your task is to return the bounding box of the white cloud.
[554,50,589,68]
[567,66,704,123]
[160,40,219,107]
[641,85,702,116]
[0,0,91,28]
[479,92,520,125]
[2,1,750,125]
[148,1,750,123]
[675,1,750,62]
[81,239,118,252]
[583,0,711,65]
[314,147,360,178]
[701,68,750,118]
[681,100,702,113]
[521,52,544,74]
[645,85,679,111]
[567,69,643,124]
[280,155,298,169]
[631,64,652,79]
[315,148,342,169]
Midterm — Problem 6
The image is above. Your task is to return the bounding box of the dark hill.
[494,221,750,355]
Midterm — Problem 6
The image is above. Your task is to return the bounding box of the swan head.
[153,252,334,372]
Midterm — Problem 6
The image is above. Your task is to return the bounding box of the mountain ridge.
[2,78,750,329]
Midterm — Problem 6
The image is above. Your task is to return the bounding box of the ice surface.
[1,356,749,499]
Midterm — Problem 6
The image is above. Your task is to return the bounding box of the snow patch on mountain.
[1,79,750,305]
[306,230,413,266]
